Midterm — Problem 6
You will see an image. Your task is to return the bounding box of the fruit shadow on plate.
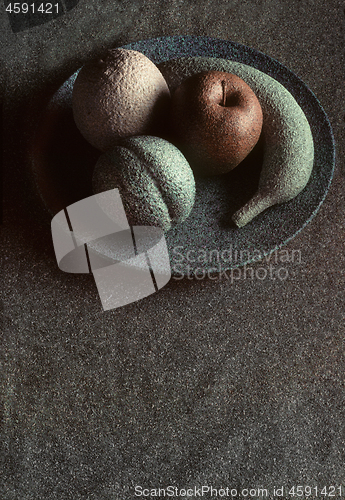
[32,106,99,216]
[189,135,264,229]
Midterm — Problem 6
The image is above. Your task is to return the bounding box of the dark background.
[1,1,345,499]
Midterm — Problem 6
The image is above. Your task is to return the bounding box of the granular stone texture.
[72,48,171,151]
[2,13,343,498]
[92,136,196,232]
[159,57,314,227]
[170,71,263,176]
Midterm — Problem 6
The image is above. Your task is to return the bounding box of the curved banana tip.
[232,211,250,228]
[232,193,274,228]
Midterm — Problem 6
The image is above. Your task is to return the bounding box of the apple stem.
[222,80,226,106]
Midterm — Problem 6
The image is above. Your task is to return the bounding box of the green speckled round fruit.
[92,136,196,232]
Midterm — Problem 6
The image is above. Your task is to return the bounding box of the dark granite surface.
[1,1,345,499]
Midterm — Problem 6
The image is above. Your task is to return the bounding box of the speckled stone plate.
[33,36,335,276]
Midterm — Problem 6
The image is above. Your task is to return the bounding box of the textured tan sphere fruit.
[72,48,171,152]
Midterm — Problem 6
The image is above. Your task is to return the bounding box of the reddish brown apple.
[170,71,263,176]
